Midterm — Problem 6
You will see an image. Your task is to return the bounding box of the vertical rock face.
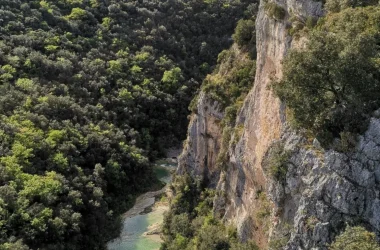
[177,91,224,185]
[220,1,323,248]
[179,0,380,249]
[274,120,380,249]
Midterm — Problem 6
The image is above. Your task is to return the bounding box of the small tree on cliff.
[272,7,380,142]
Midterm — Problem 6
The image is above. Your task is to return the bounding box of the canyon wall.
[178,0,380,249]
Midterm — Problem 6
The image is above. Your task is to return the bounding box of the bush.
[188,93,200,113]
[233,19,256,48]
[256,192,271,220]
[330,226,380,250]
[333,131,358,153]
[202,53,255,109]
[265,2,286,20]
[170,214,192,238]
[265,142,290,181]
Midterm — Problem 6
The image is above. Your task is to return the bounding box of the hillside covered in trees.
[0,0,254,249]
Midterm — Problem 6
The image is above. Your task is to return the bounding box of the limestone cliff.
[178,0,380,249]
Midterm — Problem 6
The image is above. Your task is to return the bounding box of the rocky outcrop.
[177,91,224,186]
[214,0,323,246]
[268,118,380,249]
[178,0,380,249]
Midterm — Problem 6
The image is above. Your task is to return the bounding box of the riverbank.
[107,160,176,250]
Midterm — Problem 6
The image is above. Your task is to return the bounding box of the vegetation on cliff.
[162,7,258,250]
[202,15,257,169]
[330,226,380,250]
[164,1,380,249]
[0,0,252,249]
[271,2,380,248]
[273,5,380,146]
[161,174,258,250]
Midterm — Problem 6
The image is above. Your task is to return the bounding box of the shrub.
[202,54,255,109]
[269,236,289,250]
[170,214,192,238]
[216,126,233,170]
[188,92,200,113]
[305,16,318,28]
[232,19,255,48]
[269,222,292,250]
[265,2,286,20]
[256,192,271,220]
[330,226,380,250]
[161,177,260,250]
[266,142,290,181]
[334,131,358,153]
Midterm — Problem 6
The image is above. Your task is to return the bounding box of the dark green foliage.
[202,51,256,110]
[161,175,259,250]
[0,0,252,249]
[265,2,286,20]
[233,17,257,59]
[325,0,378,13]
[264,142,290,181]
[330,226,380,250]
[233,19,256,48]
[273,7,380,145]
[286,15,318,37]
[334,131,358,152]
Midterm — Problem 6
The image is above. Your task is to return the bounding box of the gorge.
[1,0,380,249]
[163,0,380,249]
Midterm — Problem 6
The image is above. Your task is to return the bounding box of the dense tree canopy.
[0,0,251,249]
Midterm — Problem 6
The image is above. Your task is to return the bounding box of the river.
[107,159,176,250]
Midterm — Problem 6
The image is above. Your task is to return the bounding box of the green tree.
[66,8,87,20]
[232,19,255,48]
[162,67,183,92]
[273,7,380,140]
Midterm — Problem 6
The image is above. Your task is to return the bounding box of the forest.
[0,0,253,249]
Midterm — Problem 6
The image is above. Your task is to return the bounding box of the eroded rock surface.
[177,0,380,249]
[274,119,380,249]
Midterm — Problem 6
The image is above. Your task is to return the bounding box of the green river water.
[107,161,176,250]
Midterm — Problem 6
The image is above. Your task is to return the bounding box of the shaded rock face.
[177,91,224,186]
[178,0,379,249]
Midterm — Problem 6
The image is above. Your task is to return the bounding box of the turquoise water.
[107,161,176,250]
[153,165,173,184]
[107,209,165,250]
